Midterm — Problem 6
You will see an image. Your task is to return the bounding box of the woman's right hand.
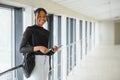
[34,46,50,54]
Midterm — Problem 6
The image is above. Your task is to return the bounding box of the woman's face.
[36,11,47,27]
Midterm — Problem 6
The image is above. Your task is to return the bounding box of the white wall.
[98,21,115,45]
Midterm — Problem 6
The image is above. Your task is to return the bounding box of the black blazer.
[20,25,54,55]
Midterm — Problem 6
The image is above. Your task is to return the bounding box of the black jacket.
[20,25,54,55]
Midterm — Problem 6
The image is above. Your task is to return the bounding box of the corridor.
[68,45,120,80]
[1,0,120,80]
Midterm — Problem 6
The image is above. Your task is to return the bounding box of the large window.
[0,7,14,80]
[53,15,62,80]
[0,6,23,80]
[47,14,62,80]
[66,17,76,75]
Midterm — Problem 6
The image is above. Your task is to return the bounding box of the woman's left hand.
[52,46,59,52]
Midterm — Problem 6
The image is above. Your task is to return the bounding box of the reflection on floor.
[68,45,120,80]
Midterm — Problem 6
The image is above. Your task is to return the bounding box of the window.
[66,17,76,75]
[89,22,92,50]
[53,15,62,80]
[0,6,23,80]
[79,20,83,59]
[0,7,14,80]
[85,21,88,54]
[47,14,62,80]
[66,17,70,75]
[73,19,76,66]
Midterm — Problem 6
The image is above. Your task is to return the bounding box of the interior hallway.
[68,45,120,80]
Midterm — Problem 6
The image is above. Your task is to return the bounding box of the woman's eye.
[38,16,46,18]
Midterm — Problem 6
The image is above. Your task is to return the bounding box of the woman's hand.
[52,46,59,52]
[34,46,50,54]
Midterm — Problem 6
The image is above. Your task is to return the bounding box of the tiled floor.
[68,45,120,80]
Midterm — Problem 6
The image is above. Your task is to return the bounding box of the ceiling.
[51,0,120,21]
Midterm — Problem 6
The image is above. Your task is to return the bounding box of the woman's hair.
[34,8,47,16]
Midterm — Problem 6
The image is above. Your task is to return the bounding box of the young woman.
[20,8,58,80]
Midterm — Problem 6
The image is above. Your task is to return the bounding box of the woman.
[20,8,58,80]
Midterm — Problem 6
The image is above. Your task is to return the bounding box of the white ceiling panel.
[51,0,120,21]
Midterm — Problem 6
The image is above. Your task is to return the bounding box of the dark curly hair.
[34,8,47,16]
